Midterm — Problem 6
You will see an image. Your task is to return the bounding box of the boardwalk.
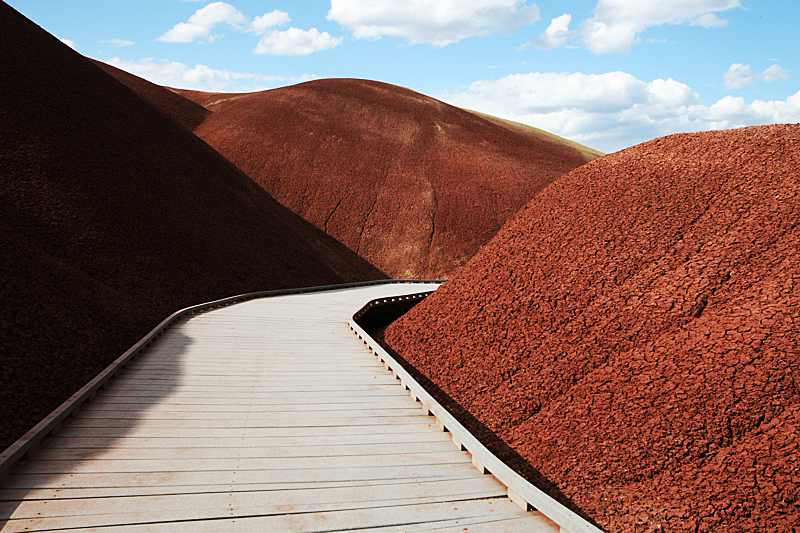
[0,284,559,532]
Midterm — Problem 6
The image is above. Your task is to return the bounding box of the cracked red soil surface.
[160,79,601,279]
[0,2,382,450]
[386,124,800,532]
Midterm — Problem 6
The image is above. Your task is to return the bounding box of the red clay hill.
[102,72,601,279]
[0,2,383,450]
[91,60,211,131]
[386,124,800,532]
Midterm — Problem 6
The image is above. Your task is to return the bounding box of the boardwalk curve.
[1,284,562,532]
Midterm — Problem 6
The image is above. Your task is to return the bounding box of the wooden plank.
[107,374,401,383]
[91,389,411,399]
[73,407,426,419]
[1,497,533,533]
[15,450,473,474]
[0,283,564,533]
[50,423,440,439]
[1,477,505,520]
[358,512,560,532]
[63,414,433,426]
[117,365,390,373]
[122,363,386,371]
[31,441,460,461]
[0,475,480,501]
[2,463,483,490]
[102,384,407,393]
[76,401,421,412]
[104,381,406,390]
[83,393,415,407]
[78,394,413,406]
[5,499,550,533]
[121,362,387,369]
[41,432,451,449]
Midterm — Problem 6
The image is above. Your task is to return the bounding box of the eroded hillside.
[386,124,800,532]
[102,74,601,279]
[0,1,383,450]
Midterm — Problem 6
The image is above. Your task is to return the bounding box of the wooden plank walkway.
[0,284,559,532]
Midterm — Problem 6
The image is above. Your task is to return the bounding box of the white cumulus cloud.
[691,13,728,28]
[724,63,788,90]
[245,10,291,34]
[104,57,286,92]
[157,3,342,56]
[462,71,653,114]
[327,0,540,46]
[530,0,741,54]
[289,73,322,84]
[761,64,789,83]
[723,63,757,89]
[529,13,572,50]
[437,71,800,153]
[57,36,76,49]
[254,28,343,56]
[157,2,246,43]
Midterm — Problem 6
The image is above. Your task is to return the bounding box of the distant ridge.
[386,124,800,532]
[0,1,383,450]
[465,110,605,161]
[92,60,211,131]
[179,79,602,279]
[103,70,601,279]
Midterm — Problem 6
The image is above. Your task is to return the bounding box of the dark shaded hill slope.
[386,125,799,532]
[165,79,602,279]
[0,1,383,450]
[91,60,210,131]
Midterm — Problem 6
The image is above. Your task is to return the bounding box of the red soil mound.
[164,79,601,279]
[0,2,383,450]
[386,124,800,532]
[171,88,247,109]
[91,60,210,131]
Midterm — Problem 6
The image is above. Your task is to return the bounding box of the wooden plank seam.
[0,279,443,483]
[348,317,605,533]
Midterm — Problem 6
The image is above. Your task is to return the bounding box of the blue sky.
[7,0,799,153]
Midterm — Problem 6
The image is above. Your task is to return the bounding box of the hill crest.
[0,0,382,449]
[386,123,800,532]
[111,73,603,279]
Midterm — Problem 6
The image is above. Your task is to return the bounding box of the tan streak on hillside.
[162,79,601,279]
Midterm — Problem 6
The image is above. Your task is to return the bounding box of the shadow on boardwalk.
[0,330,189,529]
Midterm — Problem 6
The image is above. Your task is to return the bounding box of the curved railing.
[350,295,605,533]
[0,279,442,482]
[2,279,604,533]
